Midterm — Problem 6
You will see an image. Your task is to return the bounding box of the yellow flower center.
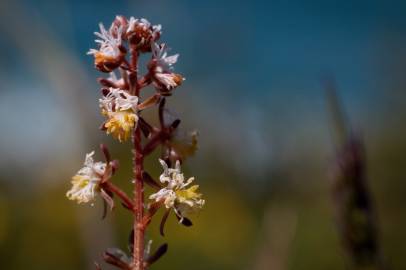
[72,175,90,188]
[66,175,95,203]
[175,185,202,202]
[104,110,137,142]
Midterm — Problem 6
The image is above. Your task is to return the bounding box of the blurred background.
[0,0,405,269]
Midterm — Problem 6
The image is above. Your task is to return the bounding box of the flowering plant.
[67,16,204,270]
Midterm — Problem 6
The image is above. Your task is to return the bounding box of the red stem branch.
[102,181,134,210]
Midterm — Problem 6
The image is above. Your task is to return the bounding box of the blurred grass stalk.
[326,80,386,270]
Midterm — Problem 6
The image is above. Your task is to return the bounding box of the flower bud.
[88,23,127,73]
[126,17,161,52]
[110,15,128,39]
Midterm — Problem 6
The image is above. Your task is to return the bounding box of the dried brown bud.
[94,52,125,73]
[126,18,161,52]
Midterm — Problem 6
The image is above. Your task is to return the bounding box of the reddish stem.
[102,181,134,210]
[130,48,145,270]
[143,131,165,156]
[132,125,144,270]
[129,48,138,96]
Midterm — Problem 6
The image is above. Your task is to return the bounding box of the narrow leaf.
[103,249,131,270]
[170,119,181,130]
[128,229,134,254]
[160,209,170,236]
[101,189,115,212]
[100,144,111,163]
[143,171,162,190]
[146,243,168,266]
[158,98,166,128]
[102,199,108,220]
[175,213,193,227]
[138,94,160,110]
[139,117,153,138]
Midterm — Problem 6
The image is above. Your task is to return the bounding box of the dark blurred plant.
[326,81,386,270]
[66,16,204,270]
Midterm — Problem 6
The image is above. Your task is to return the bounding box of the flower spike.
[72,16,203,269]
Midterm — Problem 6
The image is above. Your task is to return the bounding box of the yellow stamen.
[175,185,202,202]
[104,110,137,142]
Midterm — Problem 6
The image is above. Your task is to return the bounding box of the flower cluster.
[86,16,185,143]
[68,15,203,270]
[150,160,204,220]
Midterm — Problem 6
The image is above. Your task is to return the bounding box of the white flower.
[158,159,191,189]
[99,88,139,142]
[88,23,122,59]
[152,43,179,72]
[150,43,184,90]
[149,160,204,218]
[87,23,124,72]
[149,188,178,208]
[127,17,162,43]
[66,151,106,204]
[154,73,183,89]
[100,88,138,113]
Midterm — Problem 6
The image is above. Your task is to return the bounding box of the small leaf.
[103,248,131,269]
[181,217,193,226]
[100,189,115,213]
[158,98,166,127]
[175,213,193,227]
[139,117,153,138]
[143,172,162,190]
[170,119,181,130]
[100,144,111,163]
[145,243,168,266]
[102,199,108,220]
[160,209,170,236]
[138,94,160,110]
[128,229,134,254]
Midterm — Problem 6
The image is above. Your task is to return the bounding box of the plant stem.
[130,49,145,270]
[102,181,134,210]
[133,125,144,270]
